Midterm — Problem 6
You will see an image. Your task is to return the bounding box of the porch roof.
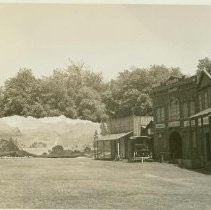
[96,131,133,141]
[189,107,211,119]
[130,135,152,140]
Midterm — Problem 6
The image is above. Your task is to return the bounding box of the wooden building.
[152,69,211,168]
[94,115,153,161]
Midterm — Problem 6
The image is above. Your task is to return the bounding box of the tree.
[0,138,19,152]
[100,121,109,136]
[51,145,64,154]
[0,87,4,117]
[38,61,107,121]
[0,61,107,121]
[0,61,183,121]
[1,68,43,117]
[104,65,183,117]
[76,87,107,122]
[196,57,211,75]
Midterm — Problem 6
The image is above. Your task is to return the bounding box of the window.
[161,107,165,122]
[168,98,180,121]
[199,94,202,111]
[183,102,188,118]
[156,107,165,122]
[158,133,163,151]
[204,92,208,109]
[190,101,195,116]
[156,108,160,122]
[192,131,197,148]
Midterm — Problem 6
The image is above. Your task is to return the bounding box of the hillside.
[0,121,21,137]
[0,116,100,155]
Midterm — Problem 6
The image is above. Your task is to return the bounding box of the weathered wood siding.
[107,115,153,135]
[108,116,134,134]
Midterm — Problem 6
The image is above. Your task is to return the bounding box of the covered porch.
[94,132,133,160]
[94,133,153,162]
[189,108,211,168]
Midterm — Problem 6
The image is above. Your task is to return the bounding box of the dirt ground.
[0,157,210,209]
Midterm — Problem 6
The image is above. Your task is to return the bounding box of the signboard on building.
[198,118,202,126]
[184,120,190,127]
[203,116,209,125]
[155,123,165,129]
[168,121,180,127]
[191,120,196,127]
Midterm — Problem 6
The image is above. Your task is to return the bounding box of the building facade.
[152,70,211,168]
[94,115,153,161]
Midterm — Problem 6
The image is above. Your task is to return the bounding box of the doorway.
[206,133,211,161]
[169,131,182,159]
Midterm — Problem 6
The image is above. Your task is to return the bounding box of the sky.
[0,4,211,84]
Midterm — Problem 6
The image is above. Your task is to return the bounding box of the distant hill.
[0,121,21,138]
[0,116,100,155]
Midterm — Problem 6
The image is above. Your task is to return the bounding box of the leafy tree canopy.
[197,57,211,75]
[0,61,186,121]
[104,65,183,117]
[0,62,107,122]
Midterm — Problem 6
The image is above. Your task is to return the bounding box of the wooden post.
[93,139,96,159]
[96,141,98,159]
[202,117,207,168]
[111,141,115,159]
[103,141,105,159]
[127,139,132,162]
[117,141,120,159]
[161,153,164,162]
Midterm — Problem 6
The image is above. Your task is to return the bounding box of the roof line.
[96,131,133,141]
[203,69,211,79]
[189,107,211,118]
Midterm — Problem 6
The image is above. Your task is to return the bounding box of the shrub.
[84,146,92,153]
[50,145,64,154]
[0,138,19,152]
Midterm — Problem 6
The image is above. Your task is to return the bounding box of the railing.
[94,151,112,160]
[132,151,152,163]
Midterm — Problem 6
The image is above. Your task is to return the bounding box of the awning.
[130,135,152,140]
[189,108,211,118]
[96,131,133,141]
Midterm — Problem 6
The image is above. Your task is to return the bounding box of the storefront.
[152,69,211,169]
[94,115,154,161]
[189,108,211,168]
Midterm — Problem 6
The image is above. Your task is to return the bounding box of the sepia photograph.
[0,0,211,209]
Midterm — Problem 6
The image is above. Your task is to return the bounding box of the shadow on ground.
[188,168,211,175]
